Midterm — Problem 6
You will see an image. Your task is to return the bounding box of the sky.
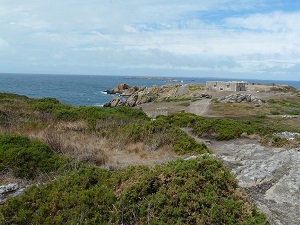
[1,0,300,80]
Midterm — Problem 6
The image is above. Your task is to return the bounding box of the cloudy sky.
[1,0,300,80]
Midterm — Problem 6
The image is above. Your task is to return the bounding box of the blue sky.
[1,0,300,80]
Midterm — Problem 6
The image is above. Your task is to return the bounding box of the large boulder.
[105,83,131,94]
[126,93,138,107]
[218,94,264,104]
[120,86,139,96]
[104,96,125,107]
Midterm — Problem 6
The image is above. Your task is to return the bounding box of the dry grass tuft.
[42,128,64,154]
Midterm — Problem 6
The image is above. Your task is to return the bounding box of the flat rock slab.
[211,141,300,225]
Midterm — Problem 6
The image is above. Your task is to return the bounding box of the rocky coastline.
[103,83,189,107]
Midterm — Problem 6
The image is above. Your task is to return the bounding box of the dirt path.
[182,128,300,225]
[186,99,211,116]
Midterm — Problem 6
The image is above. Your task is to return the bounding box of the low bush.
[105,118,208,154]
[0,135,66,179]
[261,135,290,148]
[159,113,285,141]
[0,156,269,224]
[54,109,80,121]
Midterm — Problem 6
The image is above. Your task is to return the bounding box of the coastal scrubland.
[1,85,299,224]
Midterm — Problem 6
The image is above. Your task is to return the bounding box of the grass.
[0,93,209,166]
[159,113,300,143]
[210,94,300,118]
[266,98,300,115]
[162,97,191,102]
[188,84,205,91]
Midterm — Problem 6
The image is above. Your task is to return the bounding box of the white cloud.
[0,38,8,48]
[225,11,300,32]
[0,0,300,80]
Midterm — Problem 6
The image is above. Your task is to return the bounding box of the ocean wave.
[94,103,104,107]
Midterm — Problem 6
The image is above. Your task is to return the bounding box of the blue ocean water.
[0,73,299,106]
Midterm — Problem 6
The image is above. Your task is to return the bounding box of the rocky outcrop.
[0,183,27,204]
[212,142,300,225]
[104,83,139,95]
[274,131,300,140]
[218,94,264,104]
[182,127,300,225]
[104,84,185,107]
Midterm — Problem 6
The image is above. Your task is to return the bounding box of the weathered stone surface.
[274,131,300,140]
[120,86,139,96]
[103,96,127,107]
[218,94,264,104]
[104,96,120,107]
[0,183,19,194]
[212,142,300,225]
[105,83,131,94]
[104,84,187,107]
[126,93,138,107]
[0,183,28,204]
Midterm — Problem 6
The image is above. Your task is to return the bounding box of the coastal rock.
[274,131,300,140]
[218,94,264,104]
[126,93,138,107]
[105,83,131,94]
[120,86,139,96]
[104,84,184,107]
[104,96,125,107]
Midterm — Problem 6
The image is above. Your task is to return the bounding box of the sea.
[0,73,299,106]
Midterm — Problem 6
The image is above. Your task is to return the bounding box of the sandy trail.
[186,99,211,116]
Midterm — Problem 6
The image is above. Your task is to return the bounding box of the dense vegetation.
[0,156,268,224]
[159,113,300,147]
[2,93,289,224]
[0,135,67,179]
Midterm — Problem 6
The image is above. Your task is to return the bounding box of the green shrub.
[54,109,80,121]
[267,99,277,104]
[28,98,61,112]
[270,110,280,115]
[158,113,202,127]
[0,135,66,179]
[0,157,269,224]
[286,109,300,115]
[159,113,285,141]
[109,118,208,154]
